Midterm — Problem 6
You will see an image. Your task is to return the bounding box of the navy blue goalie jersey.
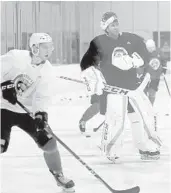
[80,32,149,90]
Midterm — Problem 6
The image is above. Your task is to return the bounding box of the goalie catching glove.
[131,52,144,68]
[81,66,106,96]
[112,51,144,70]
[34,111,48,130]
[1,80,17,105]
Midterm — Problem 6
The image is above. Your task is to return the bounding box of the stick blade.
[113,186,140,193]
[93,127,98,132]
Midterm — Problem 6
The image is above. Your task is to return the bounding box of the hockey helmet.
[146,39,156,49]
[29,33,52,48]
[100,12,118,30]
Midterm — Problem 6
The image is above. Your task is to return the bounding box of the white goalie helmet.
[100,12,118,31]
[29,33,52,48]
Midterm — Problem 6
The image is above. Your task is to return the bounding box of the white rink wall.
[51,64,88,103]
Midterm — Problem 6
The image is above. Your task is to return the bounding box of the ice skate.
[79,120,86,133]
[139,150,160,160]
[100,143,121,164]
[79,120,91,137]
[50,171,75,192]
[106,154,121,164]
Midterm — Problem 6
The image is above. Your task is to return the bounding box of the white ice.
[1,75,171,193]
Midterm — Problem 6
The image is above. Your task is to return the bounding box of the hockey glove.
[112,54,133,70]
[1,80,17,105]
[131,52,144,68]
[81,66,106,96]
[34,111,48,130]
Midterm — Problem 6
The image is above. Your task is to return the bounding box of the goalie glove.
[1,80,17,105]
[112,54,133,70]
[131,52,144,68]
[34,111,48,130]
[81,66,106,95]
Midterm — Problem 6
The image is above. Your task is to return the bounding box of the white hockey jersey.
[1,49,57,114]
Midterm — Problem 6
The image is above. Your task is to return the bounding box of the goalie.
[80,12,162,163]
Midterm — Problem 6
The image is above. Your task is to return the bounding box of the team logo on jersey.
[14,74,34,96]
[149,58,160,70]
[112,47,128,57]
[111,47,132,70]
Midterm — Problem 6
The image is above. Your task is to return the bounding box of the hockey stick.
[16,100,140,193]
[57,76,84,84]
[93,121,105,132]
[57,75,130,95]
[57,73,150,96]
[162,73,171,97]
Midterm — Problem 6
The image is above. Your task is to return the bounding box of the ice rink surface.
[1,75,171,193]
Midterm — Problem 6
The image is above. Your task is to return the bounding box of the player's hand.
[34,111,48,130]
[95,80,105,95]
[81,66,106,96]
[132,52,144,68]
[112,55,133,70]
[1,80,17,105]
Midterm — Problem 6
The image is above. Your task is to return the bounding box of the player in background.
[1,33,75,192]
[80,12,161,163]
[144,39,167,105]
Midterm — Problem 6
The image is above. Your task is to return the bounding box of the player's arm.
[0,51,16,82]
[31,75,54,130]
[131,35,150,82]
[132,35,149,64]
[0,51,18,104]
[31,82,48,131]
[32,75,54,113]
[80,38,101,71]
[124,34,149,75]
[80,38,105,96]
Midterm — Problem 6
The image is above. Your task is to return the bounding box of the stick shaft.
[16,100,115,192]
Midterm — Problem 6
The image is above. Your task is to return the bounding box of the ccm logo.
[105,85,129,95]
[1,84,15,90]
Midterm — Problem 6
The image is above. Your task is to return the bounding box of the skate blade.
[107,156,121,164]
[81,132,91,138]
[141,155,160,160]
[61,187,75,193]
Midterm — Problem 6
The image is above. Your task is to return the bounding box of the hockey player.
[144,39,167,105]
[1,33,75,192]
[80,12,161,163]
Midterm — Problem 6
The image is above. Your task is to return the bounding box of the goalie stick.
[16,100,140,193]
[57,73,150,96]
[57,75,130,95]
